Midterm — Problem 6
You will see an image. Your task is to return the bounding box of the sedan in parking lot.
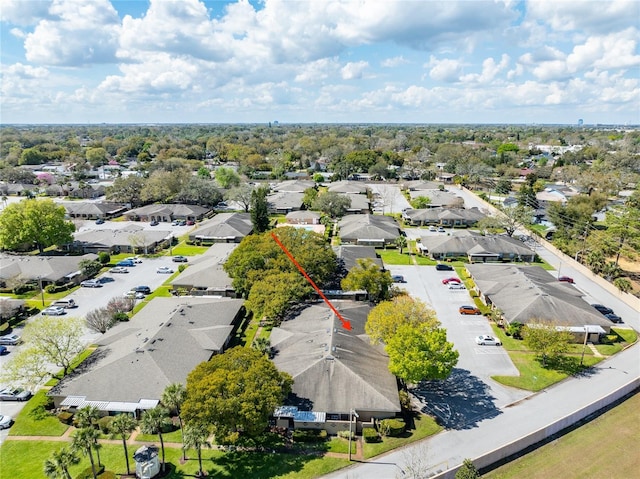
[80,279,102,288]
[591,304,614,315]
[0,388,32,401]
[172,256,188,263]
[123,291,146,299]
[0,333,20,345]
[476,335,502,346]
[391,275,405,283]
[448,282,466,290]
[435,264,453,271]
[442,277,461,284]
[41,306,66,316]
[157,267,174,274]
[459,305,481,315]
[110,267,129,274]
[558,276,575,283]
[604,313,623,323]
[0,414,13,429]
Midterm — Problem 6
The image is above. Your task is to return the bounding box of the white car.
[0,414,13,430]
[80,279,102,288]
[42,306,66,316]
[157,267,174,274]
[448,282,466,290]
[0,333,20,345]
[123,291,145,299]
[476,335,502,346]
[125,256,143,264]
[110,267,129,274]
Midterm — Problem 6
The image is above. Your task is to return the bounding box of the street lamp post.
[38,276,45,307]
[348,409,359,461]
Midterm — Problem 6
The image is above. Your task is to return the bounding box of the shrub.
[337,430,354,439]
[76,465,105,479]
[57,411,74,425]
[363,427,381,443]
[97,471,116,479]
[13,284,34,295]
[379,418,405,437]
[97,416,114,434]
[113,312,129,322]
[292,429,328,443]
[97,252,111,264]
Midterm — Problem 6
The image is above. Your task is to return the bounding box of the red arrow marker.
[271,232,352,331]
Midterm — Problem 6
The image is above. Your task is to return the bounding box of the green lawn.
[377,249,413,265]
[363,414,442,459]
[484,392,640,479]
[169,242,209,256]
[136,427,183,443]
[8,391,69,437]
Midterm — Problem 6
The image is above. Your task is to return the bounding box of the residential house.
[188,213,253,244]
[0,253,98,288]
[338,214,401,247]
[408,189,464,208]
[271,301,401,433]
[49,296,245,415]
[170,243,238,297]
[344,193,371,214]
[272,180,316,193]
[466,264,612,341]
[417,231,536,262]
[333,245,384,272]
[60,201,127,221]
[328,181,369,195]
[123,204,211,223]
[67,224,171,254]
[285,210,321,225]
[267,191,305,214]
[402,207,486,227]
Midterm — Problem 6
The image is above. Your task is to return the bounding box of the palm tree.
[74,406,102,466]
[161,383,187,460]
[183,422,212,477]
[72,427,101,479]
[109,414,138,476]
[395,235,408,254]
[44,447,79,479]
[141,406,172,472]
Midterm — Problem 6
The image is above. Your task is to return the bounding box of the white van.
[51,299,77,309]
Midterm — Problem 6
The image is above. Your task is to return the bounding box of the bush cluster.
[379,418,405,437]
[97,416,114,434]
[57,411,74,425]
[363,427,381,443]
[75,465,105,479]
[292,429,328,443]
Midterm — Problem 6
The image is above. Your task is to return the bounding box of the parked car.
[51,299,76,309]
[437,227,446,232]
[98,276,114,284]
[116,260,135,267]
[0,333,20,346]
[42,306,66,316]
[123,291,145,299]
[150,220,159,226]
[448,282,466,290]
[95,218,105,225]
[391,275,405,283]
[442,277,461,284]
[558,276,575,283]
[80,279,103,288]
[125,256,142,264]
[157,267,174,274]
[172,256,188,263]
[171,220,180,226]
[435,264,453,271]
[177,220,187,226]
[0,346,7,355]
[459,305,481,315]
[428,225,436,231]
[110,267,130,274]
[186,220,195,225]
[476,335,502,346]
[591,304,614,315]
[604,313,622,323]
[133,286,151,295]
[0,387,32,401]
[0,414,13,429]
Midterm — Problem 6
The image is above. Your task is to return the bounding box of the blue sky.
[1,0,639,125]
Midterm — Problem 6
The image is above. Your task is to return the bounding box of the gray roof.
[405,180,442,191]
[271,301,400,415]
[328,181,369,194]
[345,193,370,211]
[403,207,485,223]
[267,191,304,211]
[408,189,464,207]
[60,201,127,216]
[333,245,383,271]
[125,203,210,217]
[285,210,321,221]
[339,214,400,242]
[50,297,244,403]
[272,180,316,193]
[0,253,98,283]
[189,213,252,241]
[171,243,237,291]
[466,264,612,328]
[72,225,171,249]
[420,232,534,257]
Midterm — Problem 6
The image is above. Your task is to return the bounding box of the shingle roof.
[338,214,400,242]
[271,301,400,415]
[272,180,316,192]
[0,253,98,282]
[189,213,252,240]
[404,207,485,223]
[333,245,383,271]
[328,181,369,194]
[420,232,534,257]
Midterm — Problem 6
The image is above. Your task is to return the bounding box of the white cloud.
[341,61,368,80]
[381,56,409,68]
[0,0,52,26]
[24,0,120,65]
[294,58,340,83]
[428,56,463,82]
[3,63,49,79]
[460,54,510,83]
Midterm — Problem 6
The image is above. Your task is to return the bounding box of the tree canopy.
[250,186,270,233]
[183,347,292,442]
[365,296,439,345]
[312,191,351,218]
[341,258,393,303]
[0,199,75,252]
[522,321,573,367]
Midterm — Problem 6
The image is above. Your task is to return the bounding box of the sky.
[1,0,639,125]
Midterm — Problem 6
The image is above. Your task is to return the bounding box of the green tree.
[246,271,311,322]
[197,166,211,179]
[495,204,534,236]
[250,186,270,233]
[226,184,254,212]
[140,406,172,472]
[19,147,46,165]
[455,458,480,479]
[410,196,431,209]
[366,296,438,345]
[183,347,292,442]
[312,191,351,218]
[341,258,393,303]
[85,147,108,168]
[522,322,573,367]
[0,199,75,252]
[109,414,138,476]
[175,176,223,207]
[74,406,102,467]
[106,176,146,207]
[613,277,632,294]
[44,447,79,479]
[302,187,319,208]
[495,178,512,195]
[79,259,102,278]
[215,166,241,188]
[395,235,407,254]
[162,383,187,460]
[72,427,101,479]
[183,422,212,477]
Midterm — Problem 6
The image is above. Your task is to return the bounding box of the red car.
[558,276,575,283]
[459,305,481,315]
[442,277,462,284]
